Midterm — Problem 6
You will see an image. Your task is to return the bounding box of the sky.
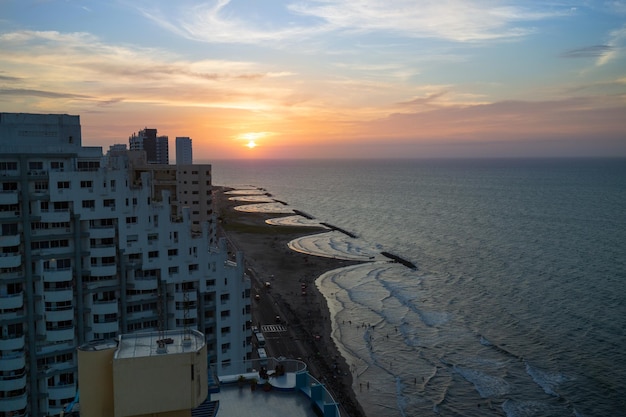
[1,0,625,159]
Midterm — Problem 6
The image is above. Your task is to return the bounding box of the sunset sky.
[1,0,625,159]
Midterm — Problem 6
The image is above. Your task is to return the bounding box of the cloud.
[130,0,565,45]
[0,88,92,99]
[0,30,297,112]
[596,24,626,66]
[561,45,612,58]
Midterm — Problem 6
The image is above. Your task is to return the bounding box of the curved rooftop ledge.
[215,358,340,417]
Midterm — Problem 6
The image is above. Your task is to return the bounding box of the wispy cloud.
[0,88,91,99]
[596,24,626,66]
[130,0,565,45]
[0,30,297,111]
[561,45,612,58]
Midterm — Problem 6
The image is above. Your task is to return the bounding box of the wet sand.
[214,186,367,417]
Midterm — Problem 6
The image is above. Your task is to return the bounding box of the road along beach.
[214,186,368,417]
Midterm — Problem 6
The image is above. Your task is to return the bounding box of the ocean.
[207,158,626,417]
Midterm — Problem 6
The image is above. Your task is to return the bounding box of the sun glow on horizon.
[237,132,271,151]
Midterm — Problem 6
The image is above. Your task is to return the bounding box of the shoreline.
[214,186,367,417]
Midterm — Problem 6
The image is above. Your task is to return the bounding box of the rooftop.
[115,329,205,359]
[204,358,341,417]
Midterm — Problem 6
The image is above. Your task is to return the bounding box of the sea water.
[208,158,626,417]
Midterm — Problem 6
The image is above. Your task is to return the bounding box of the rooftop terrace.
[198,357,341,417]
[115,329,204,359]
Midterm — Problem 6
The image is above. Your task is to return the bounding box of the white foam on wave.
[228,195,274,202]
[453,365,510,398]
[225,188,265,194]
[524,362,565,397]
[418,310,450,327]
[480,335,493,346]
[288,231,386,261]
[265,215,327,227]
[233,202,294,214]
[502,399,565,417]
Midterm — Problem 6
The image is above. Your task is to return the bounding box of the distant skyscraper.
[176,136,193,164]
[128,128,169,164]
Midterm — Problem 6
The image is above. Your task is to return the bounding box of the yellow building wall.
[113,345,207,417]
[77,344,116,417]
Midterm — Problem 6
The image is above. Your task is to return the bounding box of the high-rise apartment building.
[128,128,169,164]
[176,136,193,165]
[0,113,251,417]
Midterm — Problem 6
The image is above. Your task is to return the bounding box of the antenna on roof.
[183,288,192,345]
[156,277,167,353]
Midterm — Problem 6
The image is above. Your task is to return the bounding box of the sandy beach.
[214,186,367,417]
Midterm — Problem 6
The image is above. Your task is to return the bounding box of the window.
[103,199,115,208]
[188,264,199,272]
[34,181,48,191]
[1,223,18,235]
[29,161,43,170]
[51,161,64,171]
[77,161,100,171]
[220,310,230,318]
[220,293,230,302]
[126,216,137,224]
[82,200,95,209]
[2,182,17,192]
[80,180,93,188]
[148,251,159,259]
[168,248,178,257]
[0,161,18,171]
[57,181,70,189]
[168,266,179,275]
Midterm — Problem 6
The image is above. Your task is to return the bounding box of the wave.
[453,365,510,398]
[524,362,566,397]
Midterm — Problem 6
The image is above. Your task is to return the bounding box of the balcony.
[129,277,157,291]
[0,392,27,413]
[174,291,197,302]
[40,209,70,223]
[88,226,115,239]
[46,326,75,343]
[92,321,119,334]
[0,234,20,247]
[0,210,20,219]
[45,308,74,323]
[0,269,21,282]
[43,267,72,283]
[47,382,77,401]
[0,291,23,310]
[0,253,21,269]
[89,264,117,277]
[0,353,25,372]
[174,308,198,320]
[0,335,25,351]
[0,191,18,205]
[0,373,26,392]
[90,245,116,258]
[91,299,118,315]
[43,288,73,303]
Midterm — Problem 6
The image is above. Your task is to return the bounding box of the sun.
[237,132,269,150]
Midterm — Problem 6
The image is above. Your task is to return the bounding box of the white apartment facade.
[0,113,251,417]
